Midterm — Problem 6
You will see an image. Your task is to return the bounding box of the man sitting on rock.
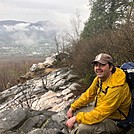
[66,53,131,134]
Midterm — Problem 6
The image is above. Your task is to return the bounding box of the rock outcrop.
[0,52,82,134]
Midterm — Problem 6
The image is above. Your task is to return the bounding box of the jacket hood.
[103,67,126,87]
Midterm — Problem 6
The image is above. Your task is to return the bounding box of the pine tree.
[81,0,134,38]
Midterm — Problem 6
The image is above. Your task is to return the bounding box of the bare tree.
[53,33,60,54]
[52,32,69,53]
[66,9,82,44]
[51,9,83,55]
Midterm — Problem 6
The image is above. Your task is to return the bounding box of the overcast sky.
[0,0,90,29]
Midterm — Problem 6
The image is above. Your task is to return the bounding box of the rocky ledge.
[0,53,84,134]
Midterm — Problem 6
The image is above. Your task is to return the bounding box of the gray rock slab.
[0,107,27,133]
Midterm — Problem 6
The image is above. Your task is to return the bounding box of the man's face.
[93,62,113,81]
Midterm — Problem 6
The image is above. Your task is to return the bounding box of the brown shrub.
[69,23,134,87]
[0,56,44,92]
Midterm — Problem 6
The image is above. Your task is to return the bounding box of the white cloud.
[0,0,90,30]
[4,23,31,32]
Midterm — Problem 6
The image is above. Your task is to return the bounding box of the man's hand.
[66,116,76,129]
[67,108,73,118]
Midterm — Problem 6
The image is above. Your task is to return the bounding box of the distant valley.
[0,20,60,57]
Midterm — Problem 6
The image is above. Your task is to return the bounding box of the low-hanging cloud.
[0,0,90,29]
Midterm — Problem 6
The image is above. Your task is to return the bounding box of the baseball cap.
[92,53,113,64]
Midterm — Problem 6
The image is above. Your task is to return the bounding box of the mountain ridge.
[0,20,60,57]
[0,20,27,25]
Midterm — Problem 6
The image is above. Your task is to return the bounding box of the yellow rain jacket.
[71,68,131,125]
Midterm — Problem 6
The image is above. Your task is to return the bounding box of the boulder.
[0,108,27,133]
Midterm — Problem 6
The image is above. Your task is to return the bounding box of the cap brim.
[91,60,108,64]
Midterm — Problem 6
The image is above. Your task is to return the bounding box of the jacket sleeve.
[71,77,98,111]
[75,85,127,125]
